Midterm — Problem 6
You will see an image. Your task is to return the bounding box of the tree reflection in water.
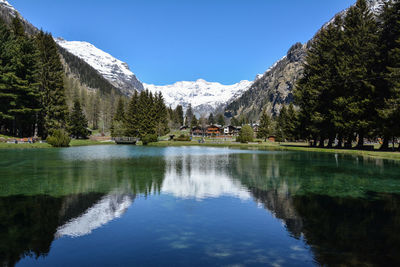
[1,147,400,266]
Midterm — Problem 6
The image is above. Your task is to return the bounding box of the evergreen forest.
[294,0,400,150]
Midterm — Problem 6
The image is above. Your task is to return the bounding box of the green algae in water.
[0,146,400,266]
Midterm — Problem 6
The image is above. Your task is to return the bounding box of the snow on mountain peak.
[0,0,16,12]
[55,38,144,95]
[145,79,253,115]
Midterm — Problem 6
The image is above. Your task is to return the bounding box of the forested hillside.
[0,1,128,136]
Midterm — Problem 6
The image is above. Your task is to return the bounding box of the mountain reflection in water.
[0,146,400,266]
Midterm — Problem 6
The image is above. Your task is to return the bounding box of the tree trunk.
[318,136,325,148]
[336,134,343,148]
[392,137,396,151]
[357,132,364,148]
[327,136,334,148]
[345,135,353,149]
[380,136,389,151]
[312,137,318,147]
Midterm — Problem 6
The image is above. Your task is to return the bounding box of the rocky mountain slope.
[56,38,144,95]
[0,0,36,35]
[145,79,253,116]
[226,0,387,121]
[226,43,308,120]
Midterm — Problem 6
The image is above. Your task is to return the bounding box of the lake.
[1,145,400,266]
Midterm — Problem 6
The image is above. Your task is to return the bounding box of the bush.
[47,129,71,147]
[174,134,191,142]
[236,125,254,143]
[142,134,158,145]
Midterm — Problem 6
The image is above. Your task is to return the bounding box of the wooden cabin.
[223,126,238,136]
[206,125,222,137]
[191,126,203,137]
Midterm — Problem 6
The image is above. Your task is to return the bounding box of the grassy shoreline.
[0,139,115,149]
[1,138,399,161]
[149,140,400,160]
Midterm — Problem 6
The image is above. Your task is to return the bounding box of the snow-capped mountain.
[145,79,253,115]
[0,0,15,12]
[56,38,144,95]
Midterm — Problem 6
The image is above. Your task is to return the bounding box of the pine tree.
[186,104,194,126]
[286,103,298,142]
[191,115,198,127]
[68,98,89,139]
[275,106,288,142]
[342,0,379,147]
[125,91,139,137]
[111,97,126,137]
[154,92,169,136]
[216,113,225,126]
[5,17,41,137]
[0,19,16,132]
[174,105,184,127]
[376,0,400,150]
[136,90,155,138]
[36,31,68,137]
[208,113,215,125]
[295,16,345,146]
[114,97,125,122]
[257,109,272,141]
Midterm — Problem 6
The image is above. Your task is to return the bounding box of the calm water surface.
[0,146,400,266]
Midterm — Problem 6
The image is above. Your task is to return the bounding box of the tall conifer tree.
[36,31,68,137]
[342,0,379,147]
[68,98,89,139]
[257,109,272,141]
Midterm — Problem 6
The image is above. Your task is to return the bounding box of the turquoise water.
[0,146,400,266]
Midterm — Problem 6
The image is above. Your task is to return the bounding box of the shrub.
[236,125,254,143]
[142,134,158,145]
[47,129,71,147]
[174,134,191,142]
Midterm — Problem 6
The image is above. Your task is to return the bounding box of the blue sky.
[11,0,355,85]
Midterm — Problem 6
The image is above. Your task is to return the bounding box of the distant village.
[181,124,275,142]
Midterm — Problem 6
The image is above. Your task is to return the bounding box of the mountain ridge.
[226,0,388,121]
[56,38,144,95]
[145,79,253,116]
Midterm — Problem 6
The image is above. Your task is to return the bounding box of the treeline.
[0,16,125,139]
[111,90,169,142]
[64,77,121,134]
[295,0,400,150]
[256,104,298,142]
[0,17,68,138]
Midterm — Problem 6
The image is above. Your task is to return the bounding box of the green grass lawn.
[0,139,115,149]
